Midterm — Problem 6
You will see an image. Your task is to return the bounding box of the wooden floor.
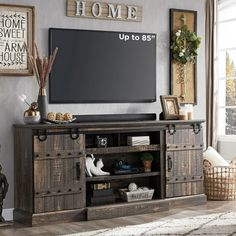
[1,201,236,236]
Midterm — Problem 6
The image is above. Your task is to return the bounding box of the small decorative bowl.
[24,115,41,124]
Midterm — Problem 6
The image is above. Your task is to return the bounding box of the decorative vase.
[24,109,40,124]
[142,160,152,172]
[37,88,47,123]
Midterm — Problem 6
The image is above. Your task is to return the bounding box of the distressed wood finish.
[87,194,206,221]
[165,128,204,198]
[86,171,161,182]
[67,0,142,22]
[34,133,86,213]
[14,128,33,213]
[14,128,86,225]
[86,144,160,155]
[14,208,86,226]
[14,120,205,225]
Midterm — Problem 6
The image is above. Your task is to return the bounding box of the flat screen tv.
[49,28,156,103]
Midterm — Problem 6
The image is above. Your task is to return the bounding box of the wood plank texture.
[86,144,160,155]
[86,171,160,182]
[87,194,206,221]
[33,133,86,214]
[14,128,33,213]
[67,0,142,22]
[14,120,205,225]
[165,128,204,198]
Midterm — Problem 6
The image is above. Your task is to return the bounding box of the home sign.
[0,4,34,75]
[67,0,142,22]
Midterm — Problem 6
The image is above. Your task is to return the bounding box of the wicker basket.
[203,160,236,200]
[119,188,154,202]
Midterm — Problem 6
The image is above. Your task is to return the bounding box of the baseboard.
[3,208,13,221]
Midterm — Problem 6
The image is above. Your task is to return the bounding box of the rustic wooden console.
[14,120,206,225]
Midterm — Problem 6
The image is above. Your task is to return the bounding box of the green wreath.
[171,25,201,64]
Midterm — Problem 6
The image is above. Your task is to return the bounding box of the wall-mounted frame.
[0,4,34,76]
[160,95,180,120]
[170,9,197,105]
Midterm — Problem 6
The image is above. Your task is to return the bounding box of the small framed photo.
[0,4,35,76]
[160,95,180,120]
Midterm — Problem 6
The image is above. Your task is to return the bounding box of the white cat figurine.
[85,154,110,176]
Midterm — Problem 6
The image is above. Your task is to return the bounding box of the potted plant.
[140,153,154,172]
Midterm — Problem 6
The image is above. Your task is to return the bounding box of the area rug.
[64,212,236,236]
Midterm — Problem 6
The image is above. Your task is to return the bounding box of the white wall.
[0,0,206,209]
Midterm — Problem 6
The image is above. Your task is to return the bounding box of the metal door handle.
[167,156,172,172]
[76,162,80,180]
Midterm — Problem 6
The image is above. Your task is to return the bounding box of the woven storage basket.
[203,160,236,200]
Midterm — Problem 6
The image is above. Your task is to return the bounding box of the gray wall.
[0,0,206,209]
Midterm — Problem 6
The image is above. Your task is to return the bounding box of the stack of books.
[87,182,115,206]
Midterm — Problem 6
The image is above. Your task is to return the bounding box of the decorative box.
[127,136,150,146]
[119,188,154,202]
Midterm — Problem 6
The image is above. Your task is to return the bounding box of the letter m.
[108,4,121,19]
[76,1,86,16]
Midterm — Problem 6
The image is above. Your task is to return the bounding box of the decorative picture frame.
[0,4,35,76]
[170,9,197,105]
[160,95,180,120]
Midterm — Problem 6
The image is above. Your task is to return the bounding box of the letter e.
[127,6,137,20]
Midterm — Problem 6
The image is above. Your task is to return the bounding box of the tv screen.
[49,28,156,103]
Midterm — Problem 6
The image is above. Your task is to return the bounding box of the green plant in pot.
[140,153,154,173]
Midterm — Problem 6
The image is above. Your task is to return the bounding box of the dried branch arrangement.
[25,42,58,88]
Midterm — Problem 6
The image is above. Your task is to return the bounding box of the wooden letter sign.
[67,0,142,22]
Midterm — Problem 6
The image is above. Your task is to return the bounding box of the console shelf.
[86,144,160,155]
[86,171,161,182]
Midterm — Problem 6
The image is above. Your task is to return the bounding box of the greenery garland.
[171,25,201,64]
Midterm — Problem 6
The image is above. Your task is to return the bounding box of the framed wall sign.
[0,4,35,76]
[170,9,197,105]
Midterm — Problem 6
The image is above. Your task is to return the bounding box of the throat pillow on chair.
[203,146,229,167]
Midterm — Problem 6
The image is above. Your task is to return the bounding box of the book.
[90,182,111,190]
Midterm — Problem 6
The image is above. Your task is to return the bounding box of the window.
[218,0,236,135]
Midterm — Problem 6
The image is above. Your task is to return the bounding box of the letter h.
[76,1,86,16]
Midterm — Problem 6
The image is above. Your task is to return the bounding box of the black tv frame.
[49,28,157,104]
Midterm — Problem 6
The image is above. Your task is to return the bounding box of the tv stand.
[74,113,157,122]
[14,120,206,226]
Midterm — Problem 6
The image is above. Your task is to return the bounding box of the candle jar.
[179,107,188,120]
[185,104,194,120]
